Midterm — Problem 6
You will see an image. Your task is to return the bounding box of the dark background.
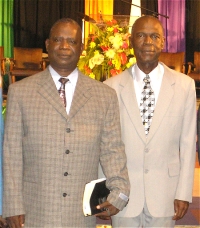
[13,0,200,62]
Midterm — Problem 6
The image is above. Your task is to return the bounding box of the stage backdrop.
[13,0,84,53]
[84,0,113,46]
[0,0,14,58]
[158,0,186,53]
[0,0,198,62]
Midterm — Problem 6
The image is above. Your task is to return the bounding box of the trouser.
[112,201,175,228]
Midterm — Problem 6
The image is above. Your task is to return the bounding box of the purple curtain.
[158,0,185,53]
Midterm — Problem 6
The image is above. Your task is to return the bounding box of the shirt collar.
[132,63,164,83]
[49,65,78,87]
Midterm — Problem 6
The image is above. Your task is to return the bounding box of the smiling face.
[45,20,84,76]
[130,16,165,73]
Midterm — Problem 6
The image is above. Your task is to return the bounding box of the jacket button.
[64,172,68,176]
[66,128,70,133]
[63,193,67,197]
[65,150,70,154]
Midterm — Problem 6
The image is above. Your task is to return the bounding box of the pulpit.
[187,52,200,81]
[159,52,186,73]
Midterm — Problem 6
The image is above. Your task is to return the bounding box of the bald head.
[49,18,82,42]
[130,15,165,73]
[131,15,164,37]
[45,17,84,76]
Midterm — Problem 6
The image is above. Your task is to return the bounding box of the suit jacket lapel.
[120,67,146,143]
[147,65,175,142]
[68,72,92,119]
[37,68,68,119]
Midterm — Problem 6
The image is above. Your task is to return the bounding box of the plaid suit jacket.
[3,68,130,227]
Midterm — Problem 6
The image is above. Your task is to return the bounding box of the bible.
[83,178,110,216]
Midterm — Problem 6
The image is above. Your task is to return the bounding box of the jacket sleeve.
[99,88,130,210]
[0,88,3,215]
[175,79,196,202]
[197,104,200,164]
[3,84,25,217]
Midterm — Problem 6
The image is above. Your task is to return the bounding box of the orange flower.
[101,46,109,51]
[121,41,129,49]
[119,52,127,65]
[110,69,122,76]
[108,60,112,66]
[113,27,119,33]
[84,65,92,74]
[106,19,117,26]
[90,35,97,42]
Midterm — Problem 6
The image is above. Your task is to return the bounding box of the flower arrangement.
[78,19,136,81]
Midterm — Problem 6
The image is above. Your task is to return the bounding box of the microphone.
[121,0,169,19]
[77,12,96,23]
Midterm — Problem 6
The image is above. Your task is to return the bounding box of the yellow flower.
[89,41,96,48]
[112,57,121,70]
[126,57,136,68]
[81,50,86,56]
[130,48,134,55]
[89,73,95,79]
[94,50,99,55]
[105,49,116,59]
[129,57,136,65]
[107,27,114,32]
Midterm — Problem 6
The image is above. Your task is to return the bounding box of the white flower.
[89,51,104,69]
[109,33,123,50]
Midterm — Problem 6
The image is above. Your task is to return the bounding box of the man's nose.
[60,39,70,49]
[144,36,153,44]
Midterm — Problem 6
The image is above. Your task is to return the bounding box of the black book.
[83,178,110,216]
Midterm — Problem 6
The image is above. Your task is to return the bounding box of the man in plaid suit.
[3,18,130,228]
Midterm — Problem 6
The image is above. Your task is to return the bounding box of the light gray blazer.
[3,68,130,227]
[104,63,196,218]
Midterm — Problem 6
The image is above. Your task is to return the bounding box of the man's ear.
[80,43,84,54]
[45,39,50,53]
[129,36,133,49]
[161,37,165,50]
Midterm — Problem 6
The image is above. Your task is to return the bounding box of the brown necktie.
[58,77,69,107]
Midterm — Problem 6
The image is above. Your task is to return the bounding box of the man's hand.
[173,199,189,220]
[94,201,120,220]
[6,215,25,228]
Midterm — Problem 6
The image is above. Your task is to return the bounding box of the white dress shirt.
[132,63,164,107]
[49,65,78,114]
